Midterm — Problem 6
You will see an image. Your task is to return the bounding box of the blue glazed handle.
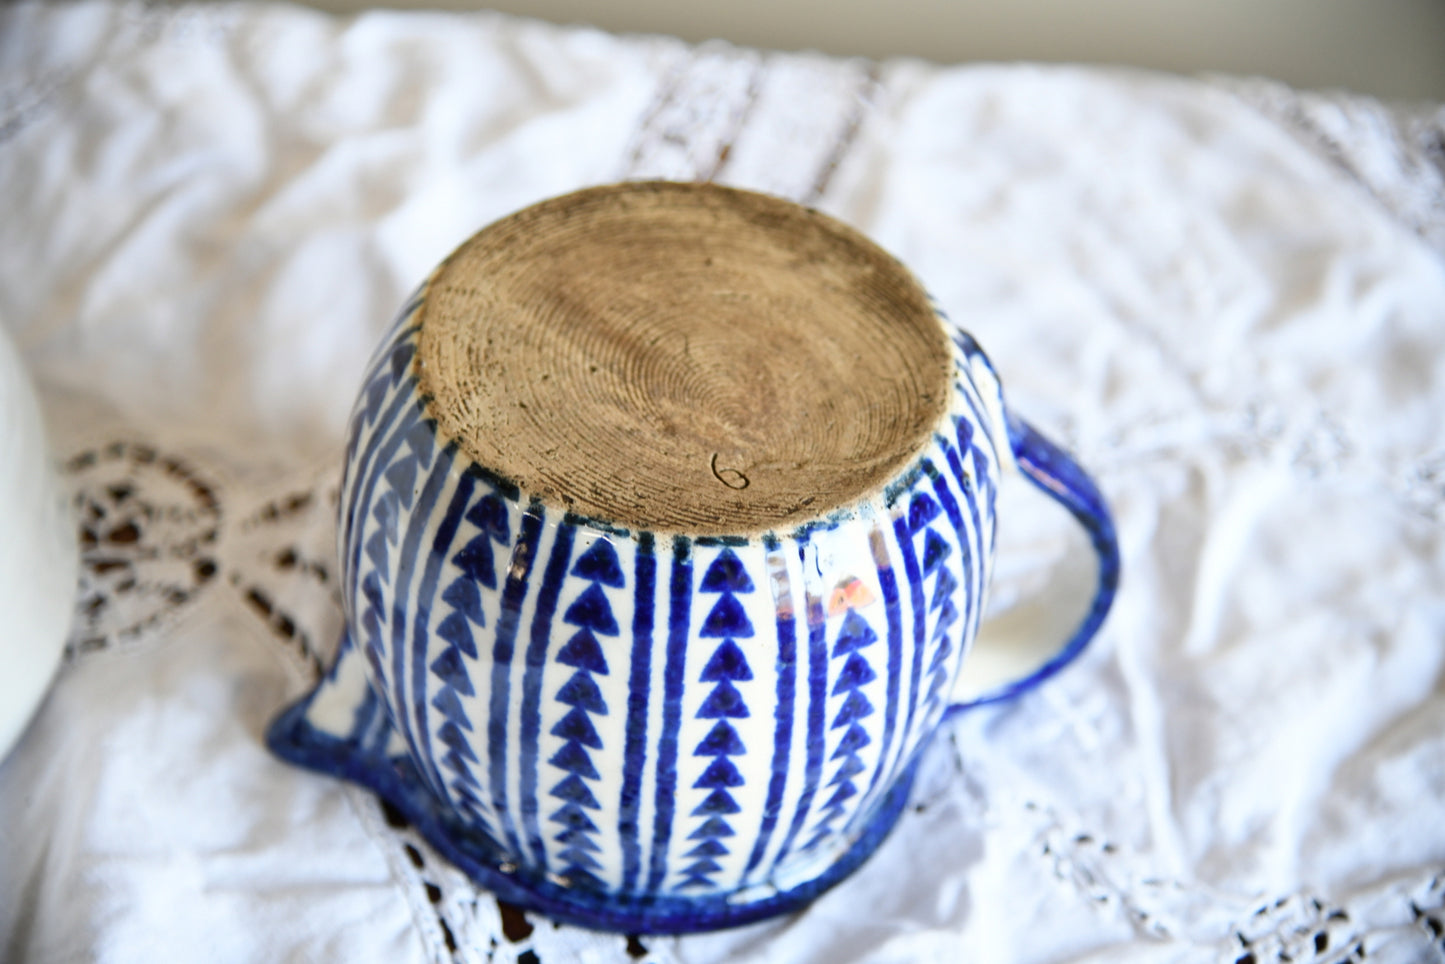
[943,412,1121,719]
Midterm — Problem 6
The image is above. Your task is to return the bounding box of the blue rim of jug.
[266,649,923,936]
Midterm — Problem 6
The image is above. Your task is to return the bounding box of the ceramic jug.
[268,181,1119,933]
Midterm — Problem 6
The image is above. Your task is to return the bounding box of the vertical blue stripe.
[950,368,1003,511]
[341,349,415,589]
[892,509,927,761]
[345,398,424,615]
[941,432,987,648]
[646,537,692,892]
[951,369,993,451]
[342,333,422,596]
[620,532,656,892]
[344,394,416,618]
[770,537,827,868]
[518,520,577,871]
[861,525,906,805]
[389,439,455,803]
[925,457,974,680]
[488,504,545,863]
[744,537,797,878]
[409,468,475,807]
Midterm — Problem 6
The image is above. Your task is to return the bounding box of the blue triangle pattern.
[549,740,600,780]
[549,803,599,833]
[699,638,753,682]
[692,789,741,816]
[436,612,477,660]
[362,634,384,678]
[802,828,832,852]
[372,489,400,544]
[442,766,485,810]
[696,680,750,719]
[563,583,620,635]
[440,577,486,625]
[549,773,602,809]
[822,781,858,810]
[550,705,603,748]
[464,494,510,544]
[699,548,755,593]
[930,566,958,613]
[694,756,745,789]
[826,754,867,787]
[812,605,883,848]
[557,849,603,873]
[832,610,878,655]
[555,670,607,715]
[927,637,954,674]
[916,513,960,714]
[698,594,754,638]
[429,485,516,842]
[402,416,434,467]
[449,764,481,790]
[441,749,477,782]
[972,443,992,499]
[431,687,471,729]
[680,858,724,878]
[452,779,483,802]
[954,414,974,456]
[830,689,874,728]
[430,647,474,696]
[554,827,602,852]
[361,571,385,614]
[932,601,959,639]
[571,539,625,587]
[361,370,390,422]
[385,458,419,511]
[831,652,877,695]
[360,607,383,651]
[693,720,746,757]
[389,341,415,380]
[687,816,736,840]
[908,492,940,533]
[677,876,717,890]
[679,547,759,890]
[556,628,609,675]
[546,538,626,885]
[921,528,952,576]
[364,528,391,574]
[831,723,870,758]
[437,721,477,761]
[450,536,496,589]
[359,633,387,682]
[684,839,730,858]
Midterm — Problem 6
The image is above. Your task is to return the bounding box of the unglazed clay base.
[417,181,953,534]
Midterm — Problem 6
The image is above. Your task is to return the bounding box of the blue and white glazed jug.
[268,182,1119,934]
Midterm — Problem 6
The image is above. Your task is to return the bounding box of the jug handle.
[942,412,1121,720]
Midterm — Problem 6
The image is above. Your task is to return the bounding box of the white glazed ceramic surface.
[0,326,77,761]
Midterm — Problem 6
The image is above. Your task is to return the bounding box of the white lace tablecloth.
[3,3,1445,961]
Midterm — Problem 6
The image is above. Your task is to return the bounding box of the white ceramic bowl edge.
[0,326,78,761]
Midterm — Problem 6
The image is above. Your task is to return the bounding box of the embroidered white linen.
[1,3,1443,962]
